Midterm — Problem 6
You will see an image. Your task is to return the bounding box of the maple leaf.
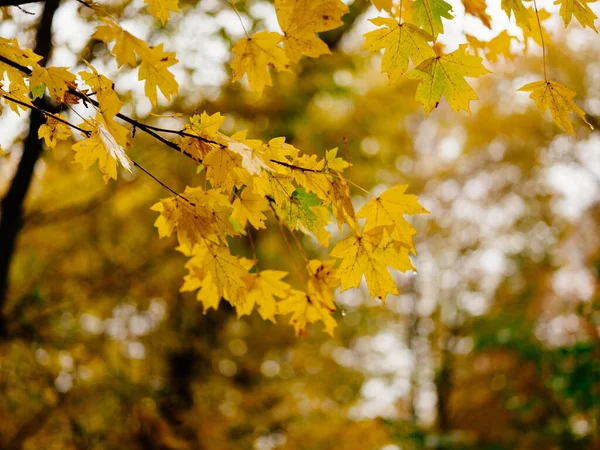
[275,0,349,63]
[226,138,271,176]
[29,67,76,102]
[230,31,291,96]
[145,0,179,25]
[38,115,72,149]
[0,37,42,88]
[462,0,492,28]
[307,259,339,308]
[231,187,270,230]
[93,19,142,68]
[409,44,490,116]
[411,0,454,38]
[94,19,178,106]
[370,0,392,12]
[324,148,350,172]
[363,17,435,82]
[278,289,337,336]
[179,112,226,162]
[518,80,593,136]
[356,185,429,253]
[79,66,123,120]
[181,245,249,311]
[72,115,132,183]
[280,188,331,246]
[501,0,531,29]
[331,233,401,300]
[239,270,291,321]
[139,44,178,107]
[555,0,598,31]
[0,82,32,115]
[466,31,515,63]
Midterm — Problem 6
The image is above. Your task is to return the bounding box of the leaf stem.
[532,0,547,81]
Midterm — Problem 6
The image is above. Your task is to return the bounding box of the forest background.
[0,0,599,448]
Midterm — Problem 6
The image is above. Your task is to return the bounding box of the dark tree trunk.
[0,0,60,338]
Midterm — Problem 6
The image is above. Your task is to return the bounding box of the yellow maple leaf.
[278,289,337,336]
[93,19,178,106]
[409,44,490,116]
[555,0,598,31]
[93,19,142,68]
[518,80,593,136]
[30,66,76,102]
[307,259,339,308]
[181,245,249,311]
[72,115,132,183]
[325,148,350,172]
[231,31,291,96]
[145,0,179,25]
[0,146,6,157]
[38,115,72,149]
[79,66,123,120]
[275,0,348,63]
[462,0,491,28]
[331,233,403,301]
[139,44,179,107]
[370,0,393,12]
[356,185,429,253]
[231,187,270,230]
[501,0,531,29]
[466,31,514,63]
[1,82,32,116]
[0,37,42,88]
[363,17,435,82]
[239,270,291,321]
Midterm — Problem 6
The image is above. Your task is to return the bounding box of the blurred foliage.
[1,0,599,449]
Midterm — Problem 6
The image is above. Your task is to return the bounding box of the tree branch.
[0,0,45,8]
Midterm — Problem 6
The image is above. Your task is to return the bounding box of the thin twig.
[1,94,91,136]
[132,160,195,206]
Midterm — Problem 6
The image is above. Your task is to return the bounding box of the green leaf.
[31,83,46,100]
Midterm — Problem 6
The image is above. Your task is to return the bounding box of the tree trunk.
[0,0,60,338]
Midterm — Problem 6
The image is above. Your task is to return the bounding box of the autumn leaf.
[278,289,337,336]
[181,245,249,311]
[466,31,515,63]
[519,80,593,136]
[409,44,490,116]
[231,187,270,230]
[356,185,429,253]
[72,115,132,183]
[331,233,399,300]
[94,19,178,106]
[501,0,531,29]
[363,17,435,82]
[145,0,179,25]
[79,66,123,120]
[555,0,598,31]
[38,115,72,149]
[275,0,349,63]
[30,66,76,102]
[230,31,291,96]
[411,0,453,38]
[239,270,291,321]
[462,0,492,28]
